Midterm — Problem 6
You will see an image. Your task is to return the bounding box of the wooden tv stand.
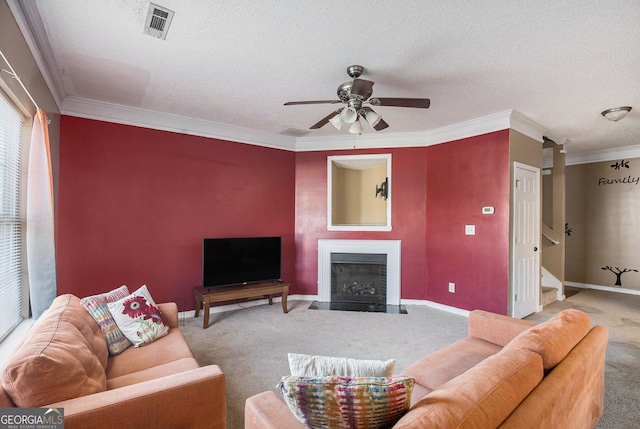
[193,282,289,328]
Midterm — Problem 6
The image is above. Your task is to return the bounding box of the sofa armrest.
[157,302,179,329]
[468,310,537,347]
[245,391,307,429]
[49,365,225,429]
[500,326,609,428]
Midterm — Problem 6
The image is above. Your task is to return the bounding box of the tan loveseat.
[245,308,608,428]
[1,294,226,429]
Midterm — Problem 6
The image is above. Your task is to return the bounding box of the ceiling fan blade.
[310,111,340,129]
[370,97,430,108]
[284,100,342,106]
[351,79,374,99]
[373,117,389,131]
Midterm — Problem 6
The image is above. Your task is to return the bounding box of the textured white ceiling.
[19,0,640,153]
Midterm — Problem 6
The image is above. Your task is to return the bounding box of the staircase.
[541,286,557,307]
[541,267,565,308]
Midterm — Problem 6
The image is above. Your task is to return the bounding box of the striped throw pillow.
[81,285,132,355]
[278,375,414,429]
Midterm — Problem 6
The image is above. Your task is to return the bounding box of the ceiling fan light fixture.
[340,106,358,124]
[283,65,431,134]
[364,108,381,127]
[601,106,632,122]
[349,120,363,135]
[329,112,343,130]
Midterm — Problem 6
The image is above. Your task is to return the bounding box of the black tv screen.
[202,237,281,288]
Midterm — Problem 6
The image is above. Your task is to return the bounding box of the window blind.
[0,91,25,342]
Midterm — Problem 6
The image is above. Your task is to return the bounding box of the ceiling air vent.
[144,3,174,40]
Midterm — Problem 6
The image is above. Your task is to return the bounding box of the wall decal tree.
[601,266,638,286]
[565,223,572,236]
[611,159,630,170]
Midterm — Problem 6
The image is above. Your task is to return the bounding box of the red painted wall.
[57,116,295,309]
[57,115,511,313]
[294,131,511,313]
[294,148,428,299]
[425,131,511,313]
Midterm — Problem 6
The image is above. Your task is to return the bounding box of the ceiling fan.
[284,65,430,134]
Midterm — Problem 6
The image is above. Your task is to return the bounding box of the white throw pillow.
[107,285,169,347]
[288,353,396,377]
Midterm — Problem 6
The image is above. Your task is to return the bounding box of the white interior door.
[512,163,541,318]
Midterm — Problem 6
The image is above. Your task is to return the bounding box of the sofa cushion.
[288,353,395,377]
[107,285,169,347]
[106,357,200,390]
[504,309,591,369]
[1,295,108,407]
[106,328,195,379]
[81,285,132,355]
[394,348,543,429]
[400,337,502,394]
[278,375,414,429]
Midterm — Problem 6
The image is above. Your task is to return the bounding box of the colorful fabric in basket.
[278,375,414,429]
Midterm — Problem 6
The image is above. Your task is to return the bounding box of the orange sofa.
[245,309,608,429]
[1,294,225,429]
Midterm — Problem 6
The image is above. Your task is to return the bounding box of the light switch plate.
[465,225,475,235]
[482,206,495,214]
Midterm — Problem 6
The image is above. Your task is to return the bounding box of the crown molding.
[62,96,297,151]
[295,131,429,152]
[7,0,64,110]
[296,110,545,152]
[61,97,546,153]
[565,143,640,165]
[61,95,640,164]
[509,110,546,142]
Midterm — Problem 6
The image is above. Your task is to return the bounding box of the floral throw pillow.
[81,285,132,355]
[107,285,169,347]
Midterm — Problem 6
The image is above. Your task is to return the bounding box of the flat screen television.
[202,236,281,288]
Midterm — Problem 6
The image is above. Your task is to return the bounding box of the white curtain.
[27,108,56,319]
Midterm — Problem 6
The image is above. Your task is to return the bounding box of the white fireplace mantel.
[318,239,401,305]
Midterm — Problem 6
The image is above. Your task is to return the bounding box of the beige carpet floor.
[180,289,639,429]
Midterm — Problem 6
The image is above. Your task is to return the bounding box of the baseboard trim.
[565,281,640,296]
[401,299,471,317]
[179,294,472,319]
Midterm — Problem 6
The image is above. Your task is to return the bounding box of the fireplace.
[331,253,387,305]
[314,239,404,313]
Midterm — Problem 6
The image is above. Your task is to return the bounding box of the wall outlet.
[465,225,475,235]
[448,282,455,293]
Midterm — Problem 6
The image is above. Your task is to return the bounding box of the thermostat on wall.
[482,206,495,214]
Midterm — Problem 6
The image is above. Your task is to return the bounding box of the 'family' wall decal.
[599,159,640,186]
